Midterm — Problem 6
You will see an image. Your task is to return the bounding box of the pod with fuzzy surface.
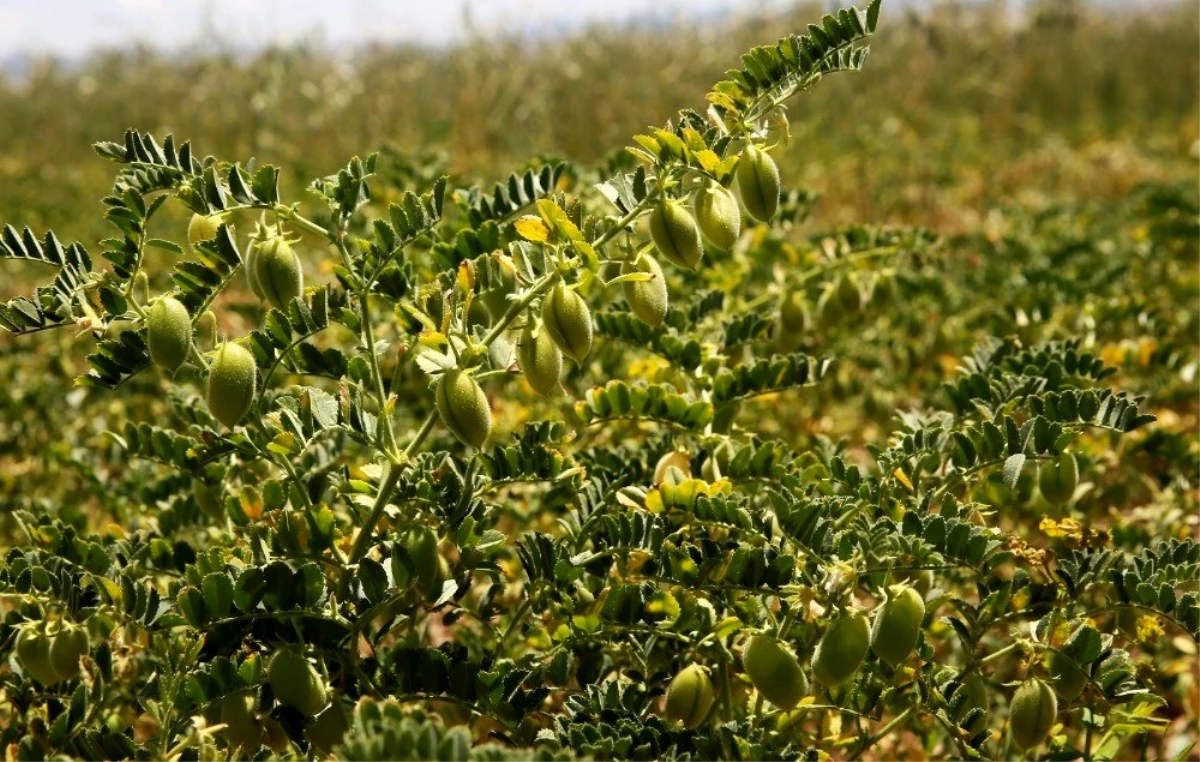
[649,200,704,270]
[517,319,563,395]
[1009,678,1057,750]
[743,635,808,710]
[269,649,328,717]
[541,284,593,363]
[694,183,741,250]
[812,614,869,687]
[621,253,668,327]
[870,586,926,667]
[436,369,492,448]
[147,296,192,372]
[187,212,228,249]
[252,232,304,310]
[737,145,780,222]
[206,343,257,429]
[663,664,714,729]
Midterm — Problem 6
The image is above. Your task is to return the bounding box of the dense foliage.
[0,1,1197,761]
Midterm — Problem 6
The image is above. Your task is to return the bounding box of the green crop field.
[0,1,1196,760]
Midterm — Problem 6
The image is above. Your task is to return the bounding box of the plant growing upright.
[0,1,1193,760]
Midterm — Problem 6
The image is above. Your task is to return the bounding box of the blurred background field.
[0,0,1196,247]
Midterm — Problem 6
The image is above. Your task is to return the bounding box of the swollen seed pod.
[742,635,808,710]
[869,586,926,667]
[16,627,61,685]
[436,369,492,448]
[836,275,862,314]
[403,527,441,592]
[694,183,741,250]
[649,200,704,270]
[269,649,328,717]
[1009,678,1057,750]
[147,296,192,373]
[1039,452,1078,506]
[663,664,715,729]
[245,240,266,300]
[621,253,668,327]
[737,144,780,222]
[206,343,257,430]
[541,284,593,363]
[779,291,807,336]
[517,319,563,396]
[777,291,807,352]
[48,622,88,680]
[253,233,304,310]
[815,285,845,327]
[812,614,869,687]
[188,212,227,249]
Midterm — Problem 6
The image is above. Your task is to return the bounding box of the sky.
[0,0,797,58]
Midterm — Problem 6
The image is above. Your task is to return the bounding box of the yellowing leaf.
[654,129,688,160]
[713,616,742,639]
[631,133,660,156]
[537,199,583,242]
[456,260,476,292]
[495,250,519,277]
[681,126,708,152]
[694,149,722,173]
[645,591,681,626]
[514,215,550,243]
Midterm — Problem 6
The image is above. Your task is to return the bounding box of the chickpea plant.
[0,1,1196,760]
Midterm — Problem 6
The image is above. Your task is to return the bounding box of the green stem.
[742,245,901,314]
[345,463,403,570]
[928,453,1054,504]
[498,598,533,648]
[358,285,397,455]
[592,192,658,251]
[326,227,398,457]
[717,652,734,723]
[850,706,916,760]
[187,343,210,372]
[343,411,437,572]
[278,457,313,509]
[978,640,1023,667]
[777,607,798,640]
[480,271,559,348]
[273,205,333,241]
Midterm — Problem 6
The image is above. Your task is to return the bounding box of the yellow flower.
[627,356,669,380]
[1040,517,1083,543]
[1136,615,1164,643]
